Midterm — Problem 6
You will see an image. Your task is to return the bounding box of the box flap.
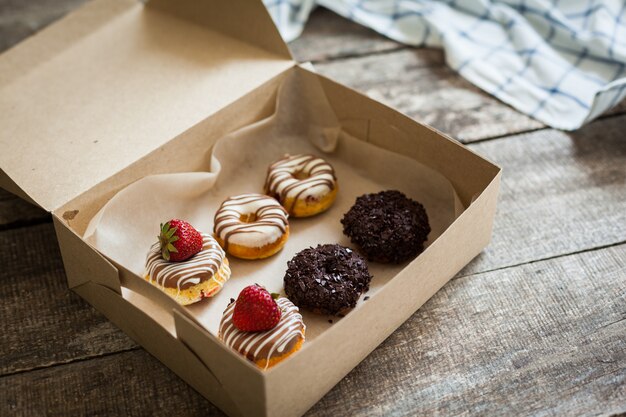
[147,0,292,61]
[0,0,294,211]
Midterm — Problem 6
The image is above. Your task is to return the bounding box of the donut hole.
[239,213,258,223]
[292,170,310,180]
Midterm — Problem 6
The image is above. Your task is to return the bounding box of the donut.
[213,193,289,260]
[284,244,372,315]
[341,190,430,263]
[219,296,305,369]
[264,154,338,217]
[145,233,231,305]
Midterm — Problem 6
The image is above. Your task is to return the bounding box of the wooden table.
[2,3,625,416]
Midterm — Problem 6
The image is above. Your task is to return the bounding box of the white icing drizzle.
[145,233,228,299]
[264,154,336,213]
[218,297,305,369]
[213,193,288,249]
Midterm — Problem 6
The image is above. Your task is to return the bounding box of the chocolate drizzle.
[145,233,227,290]
[213,194,288,250]
[341,190,431,263]
[264,154,336,214]
[284,244,372,315]
[218,297,305,368]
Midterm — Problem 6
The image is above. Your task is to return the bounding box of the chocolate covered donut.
[284,244,372,315]
[341,190,430,263]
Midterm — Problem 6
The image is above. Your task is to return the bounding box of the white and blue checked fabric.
[264,0,626,130]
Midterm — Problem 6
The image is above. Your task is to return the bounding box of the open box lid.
[0,0,294,211]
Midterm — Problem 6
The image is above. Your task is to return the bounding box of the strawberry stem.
[159,222,179,261]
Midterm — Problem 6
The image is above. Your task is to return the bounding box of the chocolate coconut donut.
[284,244,372,315]
[341,190,430,263]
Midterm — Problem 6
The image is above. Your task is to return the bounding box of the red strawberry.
[159,219,203,262]
[233,285,282,332]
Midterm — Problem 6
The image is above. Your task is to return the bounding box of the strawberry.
[233,285,282,332]
[159,219,203,262]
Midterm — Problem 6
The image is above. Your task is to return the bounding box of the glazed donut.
[284,244,372,315]
[213,193,289,260]
[219,296,305,370]
[264,154,338,217]
[341,190,430,263]
[145,233,231,305]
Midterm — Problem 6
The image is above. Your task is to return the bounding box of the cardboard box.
[0,0,501,416]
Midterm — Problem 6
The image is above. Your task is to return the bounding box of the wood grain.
[0,222,136,376]
[303,10,625,141]
[1,349,223,417]
[308,243,626,417]
[314,50,546,142]
[289,8,403,63]
[463,113,626,276]
[2,243,624,416]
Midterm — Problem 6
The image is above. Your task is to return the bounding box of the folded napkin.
[265,0,626,130]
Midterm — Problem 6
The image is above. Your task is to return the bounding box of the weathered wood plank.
[2,243,624,416]
[463,113,626,275]
[308,243,626,417]
[289,7,403,63]
[0,189,48,227]
[1,349,223,416]
[304,14,625,142]
[314,49,545,142]
[0,222,136,375]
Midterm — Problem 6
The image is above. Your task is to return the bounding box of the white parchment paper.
[84,70,463,340]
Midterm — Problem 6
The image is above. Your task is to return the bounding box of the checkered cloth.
[265,0,626,130]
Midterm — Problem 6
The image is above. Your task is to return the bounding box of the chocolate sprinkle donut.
[341,190,431,263]
[284,244,372,315]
